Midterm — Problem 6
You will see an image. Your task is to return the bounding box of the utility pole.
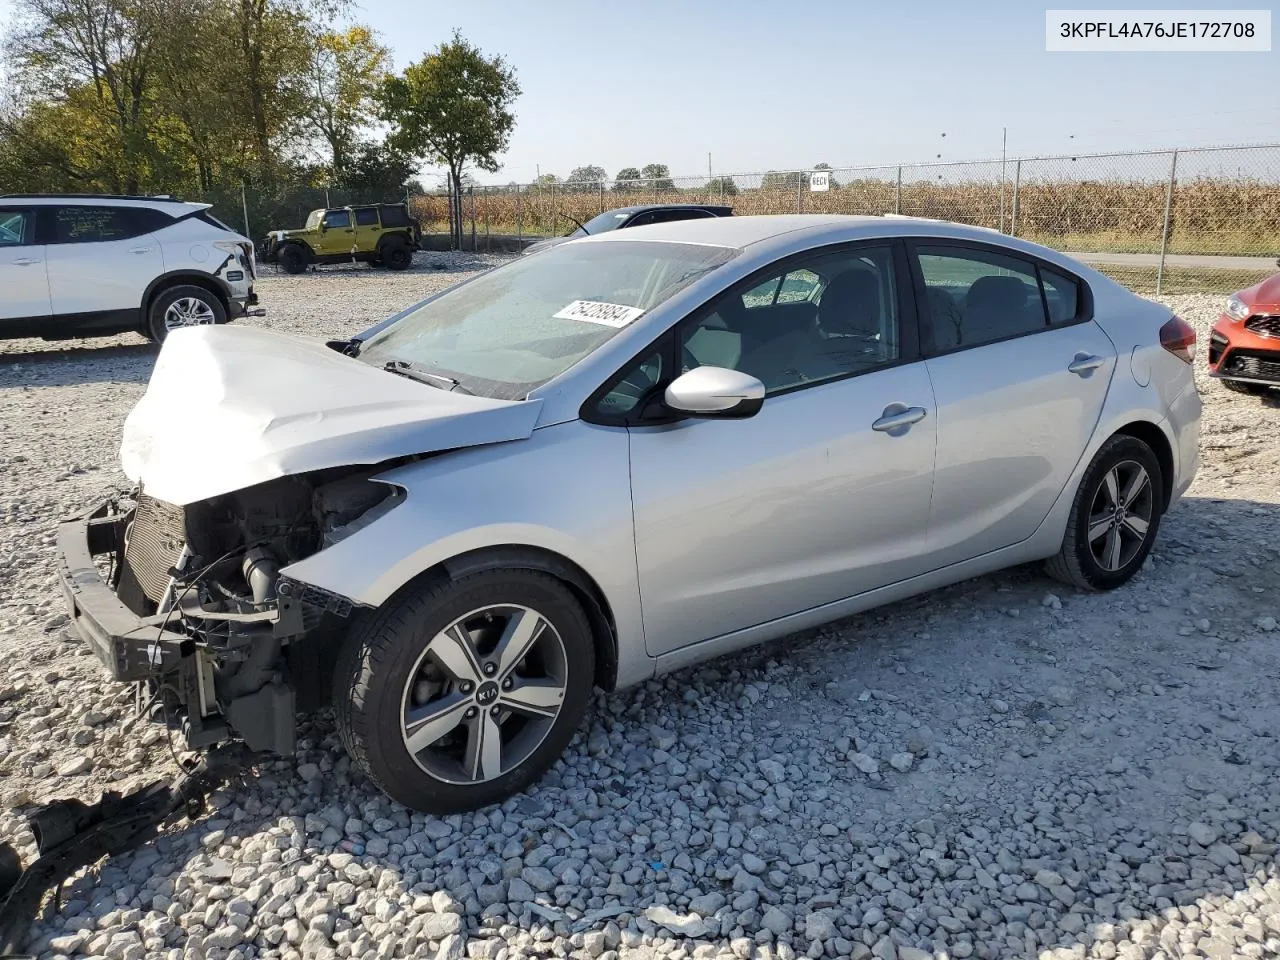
[999,126,1007,233]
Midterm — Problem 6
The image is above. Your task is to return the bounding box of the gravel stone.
[0,282,1276,960]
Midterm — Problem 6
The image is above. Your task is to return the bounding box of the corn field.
[404,143,1280,294]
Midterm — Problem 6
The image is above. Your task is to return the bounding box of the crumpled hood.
[121,325,542,505]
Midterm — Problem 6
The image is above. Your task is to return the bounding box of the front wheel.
[1045,435,1164,591]
[146,285,227,343]
[277,244,308,275]
[333,569,595,813]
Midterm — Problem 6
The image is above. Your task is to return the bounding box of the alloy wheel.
[163,297,217,330]
[399,604,568,785]
[1087,459,1155,572]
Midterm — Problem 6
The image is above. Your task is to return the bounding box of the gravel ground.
[0,254,1278,960]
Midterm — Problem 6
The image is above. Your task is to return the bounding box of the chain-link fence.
[213,143,1280,295]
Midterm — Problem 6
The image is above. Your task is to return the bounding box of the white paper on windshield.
[554,300,644,328]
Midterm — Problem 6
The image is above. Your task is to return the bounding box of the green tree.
[566,164,606,192]
[613,166,641,191]
[381,30,520,248]
[304,25,390,175]
[707,175,737,197]
[640,162,674,192]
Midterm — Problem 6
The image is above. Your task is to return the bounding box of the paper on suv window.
[554,300,644,328]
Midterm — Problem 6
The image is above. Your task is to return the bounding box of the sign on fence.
[809,171,831,192]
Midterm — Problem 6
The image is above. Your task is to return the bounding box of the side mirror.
[664,366,765,419]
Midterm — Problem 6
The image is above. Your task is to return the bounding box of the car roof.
[582,213,1013,250]
[0,194,210,212]
[605,203,733,216]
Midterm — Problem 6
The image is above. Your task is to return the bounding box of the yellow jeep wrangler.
[258,203,421,274]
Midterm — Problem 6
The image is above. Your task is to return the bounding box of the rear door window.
[50,206,144,244]
[914,245,1047,351]
[354,208,380,227]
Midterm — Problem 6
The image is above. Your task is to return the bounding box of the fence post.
[796,172,803,214]
[470,185,477,252]
[1156,150,1179,296]
[516,185,523,248]
[1010,159,1021,237]
[598,180,604,215]
[894,166,902,215]
[484,185,490,252]
[652,179,658,203]
[240,183,251,239]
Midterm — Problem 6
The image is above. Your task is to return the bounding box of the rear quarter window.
[379,206,410,227]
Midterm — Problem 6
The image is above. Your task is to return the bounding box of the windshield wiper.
[382,359,472,395]
[559,212,588,235]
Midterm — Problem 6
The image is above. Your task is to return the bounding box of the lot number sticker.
[554,300,645,328]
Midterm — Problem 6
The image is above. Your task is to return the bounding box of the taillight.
[1160,315,1196,364]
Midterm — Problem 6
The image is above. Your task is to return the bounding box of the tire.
[379,237,413,271]
[334,569,595,813]
[146,284,227,343]
[1045,435,1164,591]
[277,244,308,275]
[1221,379,1272,396]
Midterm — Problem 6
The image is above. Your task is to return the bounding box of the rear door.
[0,206,51,322]
[45,205,165,316]
[910,241,1116,566]
[353,206,382,250]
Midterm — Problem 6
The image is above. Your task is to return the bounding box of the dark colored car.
[521,204,733,255]
[1208,268,1280,395]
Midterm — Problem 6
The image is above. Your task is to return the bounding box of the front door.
[317,208,356,257]
[0,207,50,323]
[616,242,939,655]
[911,242,1118,565]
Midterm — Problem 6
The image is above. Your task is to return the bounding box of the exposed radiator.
[117,494,187,615]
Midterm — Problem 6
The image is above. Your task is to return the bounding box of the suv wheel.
[380,237,413,271]
[334,569,595,813]
[277,244,308,275]
[146,285,227,343]
[1045,435,1164,591]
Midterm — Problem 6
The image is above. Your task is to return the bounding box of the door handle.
[872,404,928,433]
[128,246,152,254]
[10,257,41,266]
[1068,353,1106,376]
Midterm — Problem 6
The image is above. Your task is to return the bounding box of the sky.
[3,0,1277,186]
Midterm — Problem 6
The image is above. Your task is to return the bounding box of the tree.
[381,31,520,248]
[640,162,674,192]
[707,175,737,197]
[331,141,416,198]
[304,26,390,175]
[762,170,804,191]
[613,166,641,192]
[565,164,606,192]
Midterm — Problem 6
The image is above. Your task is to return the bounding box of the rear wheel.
[1220,379,1273,396]
[277,244,308,275]
[334,569,595,813]
[380,237,413,271]
[1045,435,1164,591]
[146,285,226,343]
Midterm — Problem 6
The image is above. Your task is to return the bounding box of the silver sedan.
[62,215,1201,812]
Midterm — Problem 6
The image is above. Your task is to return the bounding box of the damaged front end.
[58,468,405,756]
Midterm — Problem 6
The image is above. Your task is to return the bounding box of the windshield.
[305,209,323,230]
[357,240,737,400]
[573,210,632,237]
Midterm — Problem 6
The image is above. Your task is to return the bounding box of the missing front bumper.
[55,498,315,754]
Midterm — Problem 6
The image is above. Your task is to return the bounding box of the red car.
[1208,270,1280,395]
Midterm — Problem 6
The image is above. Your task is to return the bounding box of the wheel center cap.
[475,681,499,706]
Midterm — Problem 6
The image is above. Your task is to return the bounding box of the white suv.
[0,194,260,343]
